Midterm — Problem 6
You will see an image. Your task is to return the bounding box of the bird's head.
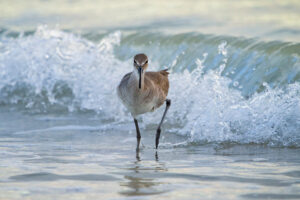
[133,53,148,89]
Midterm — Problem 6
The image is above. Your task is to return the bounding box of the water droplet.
[233,81,239,87]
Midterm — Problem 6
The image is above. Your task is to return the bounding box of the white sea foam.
[0,26,128,118]
[144,42,300,147]
[0,26,299,147]
[167,60,300,147]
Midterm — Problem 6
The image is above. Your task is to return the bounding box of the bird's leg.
[136,150,141,161]
[155,151,159,161]
[155,99,171,149]
[134,118,141,150]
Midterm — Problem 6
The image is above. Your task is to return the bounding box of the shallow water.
[1,111,300,200]
[1,0,300,199]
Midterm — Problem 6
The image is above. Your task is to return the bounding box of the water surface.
[0,0,300,199]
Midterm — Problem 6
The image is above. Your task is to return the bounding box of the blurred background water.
[1,0,300,42]
[0,0,300,199]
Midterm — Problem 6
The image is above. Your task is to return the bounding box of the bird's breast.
[118,85,157,116]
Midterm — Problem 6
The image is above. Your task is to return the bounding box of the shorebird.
[117,53,171,150]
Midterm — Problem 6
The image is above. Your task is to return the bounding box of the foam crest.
[164,50,300,147]
[142,43,300,147]
[0,26,127,117]
[0,27,299,147]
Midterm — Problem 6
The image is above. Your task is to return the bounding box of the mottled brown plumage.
[117,53,171,150]
[144,70,169,107]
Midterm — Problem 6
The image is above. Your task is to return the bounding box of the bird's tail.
[159,68,169,76]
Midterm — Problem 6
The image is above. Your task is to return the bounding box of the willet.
[117,53,171,150]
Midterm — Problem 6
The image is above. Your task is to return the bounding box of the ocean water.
[0,0,300,199]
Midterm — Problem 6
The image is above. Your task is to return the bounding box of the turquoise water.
[0,0,300,199]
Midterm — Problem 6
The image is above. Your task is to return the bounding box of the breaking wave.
[0,26,299,147]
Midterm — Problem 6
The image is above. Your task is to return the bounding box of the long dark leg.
[134,118,141,150]
[155,151,159,161]
[155,99,171,149]
[136,150,141,161]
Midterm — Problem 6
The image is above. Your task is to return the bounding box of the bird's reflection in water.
[119,150,168,196]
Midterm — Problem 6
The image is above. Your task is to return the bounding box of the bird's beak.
[138,67,143,89]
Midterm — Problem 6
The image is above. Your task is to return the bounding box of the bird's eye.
[134,60,137,64]
[145,60,148,64]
